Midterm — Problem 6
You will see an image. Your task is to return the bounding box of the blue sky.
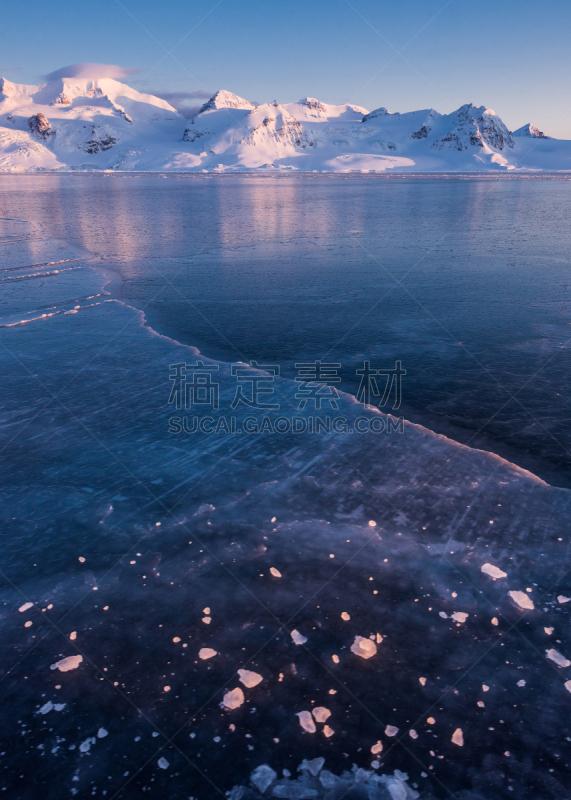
[3,0,571,136]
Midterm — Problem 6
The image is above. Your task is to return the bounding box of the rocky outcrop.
[83,125,117,154]
[298,97,327,113]
[51,93,72,106]
[410,124,431,139]
[513,123,550,139]
[28,113,55,140]
[433,104,514,152]
[182,127,209,143]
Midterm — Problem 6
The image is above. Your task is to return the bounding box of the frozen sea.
[1,174,571,800]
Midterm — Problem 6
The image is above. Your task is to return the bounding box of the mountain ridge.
[0,74,568,172]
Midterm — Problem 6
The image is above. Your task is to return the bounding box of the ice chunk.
[385,725,399,737]
[97,728,108,738]
[545,627,554,635]
[323,725,334,738]
[483,684,489,692]
[270,568,282,578]
[452,728,464,746]
[409,730,418,739]
[19,602,33,612]
[51,655,83,672]
[481,564,507,580]
[222,688,245,709]
[296,711,316,733]
[158,757,169,769]
[299,757,324,776]
[291,630,307,645]
[371,741,383,754]
[198,648,217,660]
[419,677,426,686]
[38,702,53,715]
[203,607,210,614]
[272,786,318,799]
[565,680,571,694]
[558,595,570,604]
[238,669,263,688]
[546,648,571,668]
[517,680,526,687]
[70,631,77,640]
[202,616,211,624]
[427,717,435,725]
[251,764,277,793]
[341,612,350,621]
[509,591,534,610]
[368,521,376,527]
[79,738,93,753]
[312,707,330,723]
[491,617,499,626]
[332,655,339,663]
[451,612,468,623]
[351,635,377,659]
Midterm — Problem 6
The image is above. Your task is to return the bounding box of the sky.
[2,0,571,136]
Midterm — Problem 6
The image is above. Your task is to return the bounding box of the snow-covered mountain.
[0,73,569,172]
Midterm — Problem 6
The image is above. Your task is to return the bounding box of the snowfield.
[1,75,570,172]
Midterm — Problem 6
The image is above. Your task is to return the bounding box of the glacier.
[1,74,571,172]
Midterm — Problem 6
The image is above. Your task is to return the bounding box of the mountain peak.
[198,90,255,114]
[362,107,391,122]
[513,123,550,139]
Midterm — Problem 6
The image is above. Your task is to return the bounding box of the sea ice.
[18,602,33,612]
[250,764,277,793]
[296,711,316,733]
[311,707,330,723]
[51,655,83,672]
[158,757,169,769]
[291,630,307,645]
[452,728,464,746]
[222,688,245,709]
[509,591,535,610]
[238,669,263,687]
[351,636,377,659]
[546,648,571,667]
[198,648,217,660]
[481,564,507,580]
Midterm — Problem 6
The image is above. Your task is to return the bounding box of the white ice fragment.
[509,591,534,611]
[38,702,54,715]
[545,627,554,635]
[300,757,325,776]
[451,612,468,623]
[368,521,376,527]
[517,680,526,687]
[409,729,418,739]
[70,631,77,641]
[296,711,316,733]
[158,757,169,769]
[481,564,507,580]
[558,595,570,604]
[351,636,377,659]
[250,764,277,793]
[97,728,108,738]
[452,728,464,746]
[271,517,276,523]
[19,602,33,612]
[54,703,66,711]
[565,680,571,694]
[203,607,210,614]
[312,707,331,723]
[385,725,399,737]
[222,687,245,710]
[371,741,383,754]
[25,621,32,628]
[79,739,93,753]
[270,567,282,578]
[323,725,334,738]
[546,648,571,668]
[198,648,217,660]
[238,669,263,688]
[173,637,181,643]
[419,677,427,686]
[332,654,339,663]
[164,686,171,692]
[439,612,448,619]
[376,633,383,643]
[202,616,211,624]
[51,655,83,672]
[483,684,489,692]
[291,630,307,645]
[491,617,499,626]
[341,612,350,621]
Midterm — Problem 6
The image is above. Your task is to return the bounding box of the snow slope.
[0,73,570,172]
